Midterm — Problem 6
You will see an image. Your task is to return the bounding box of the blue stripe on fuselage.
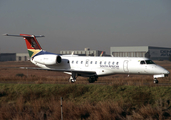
[32,50,60,58]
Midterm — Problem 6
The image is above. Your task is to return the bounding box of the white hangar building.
[60,48,107,56]
[110,46,171,60]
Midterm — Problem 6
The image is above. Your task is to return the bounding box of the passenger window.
[95,61,97,64]
[76,61,78,64]
[104,61,106,64]
[81,61,83,64]
[72,61,74,64]
[100,61,102,64]
[90,61,93,64]
[112,62,115,65]
[116,62,119,65]
[140,61,145,64]
[108,62,110,65]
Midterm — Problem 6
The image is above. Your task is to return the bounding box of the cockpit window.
[145,60,155,64]
[140,60,155,65]
[140,61,145,64]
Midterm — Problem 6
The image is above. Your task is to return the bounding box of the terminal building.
[110,46,171,60]
[60,48,106,56]
[0,53,29,61]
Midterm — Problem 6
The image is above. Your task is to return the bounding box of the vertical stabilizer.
[20,34,42,58]
[4,34,44,58]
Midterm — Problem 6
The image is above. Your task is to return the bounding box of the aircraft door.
[85,59,89,67]
[123,60,129,72]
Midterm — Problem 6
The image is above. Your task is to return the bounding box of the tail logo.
[31,38,37,48]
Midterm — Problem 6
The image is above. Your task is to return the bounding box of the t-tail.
[3,34,44,58]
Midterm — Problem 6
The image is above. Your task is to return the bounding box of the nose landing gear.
[154,78,158,84]
[69,72,77,83]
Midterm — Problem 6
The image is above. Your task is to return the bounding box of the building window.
[24,56,27,61]
[119,52,123,57]
[18,57,21,61]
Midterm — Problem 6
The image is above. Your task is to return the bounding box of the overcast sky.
[0,0,171,54]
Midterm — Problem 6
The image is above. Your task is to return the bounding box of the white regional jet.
[4,34,169,84]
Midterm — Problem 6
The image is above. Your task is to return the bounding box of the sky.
[0,0,171,54]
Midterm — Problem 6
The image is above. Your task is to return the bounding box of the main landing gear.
[88,76,98,83]
[69,72,77,83]
[68,73,98,83]
[154,78,158,84]
[69,76,76,83]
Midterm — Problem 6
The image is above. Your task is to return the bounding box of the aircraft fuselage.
[31,54,169,78]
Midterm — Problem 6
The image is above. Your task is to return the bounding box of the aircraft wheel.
[154,79,158,84]
[88,77,97,83]
[69,79,75,83]
[69,75,76,83]
[88,79,95,83]
[71,79,76,83]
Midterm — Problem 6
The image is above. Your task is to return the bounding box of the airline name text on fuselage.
[100,65,119,69]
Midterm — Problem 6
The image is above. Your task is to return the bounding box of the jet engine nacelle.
[33,54,62,65]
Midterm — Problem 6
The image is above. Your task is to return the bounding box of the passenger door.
[123,60,129,72]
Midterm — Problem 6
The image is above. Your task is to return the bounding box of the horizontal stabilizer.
[3,34,44,38]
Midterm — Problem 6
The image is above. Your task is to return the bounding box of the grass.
[0,61,171,119]
[0,84,171,119]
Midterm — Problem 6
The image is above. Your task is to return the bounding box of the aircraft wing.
[20,67,96,76]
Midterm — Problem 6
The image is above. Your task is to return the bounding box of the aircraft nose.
[156,65,169,75]
[160,67,170,76]
[164,69,170,74]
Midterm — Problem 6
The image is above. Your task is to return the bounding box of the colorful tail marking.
[100,51,103,57]
[20,34,43,58]
[3,34,44,58]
